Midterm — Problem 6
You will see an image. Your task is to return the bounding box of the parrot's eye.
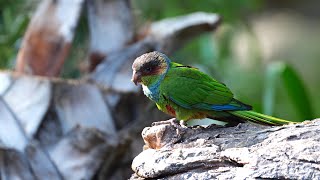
[144,67,152,73]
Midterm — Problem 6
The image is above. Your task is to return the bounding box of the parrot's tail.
[229,110,293,125]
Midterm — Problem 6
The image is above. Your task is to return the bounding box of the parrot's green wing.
[161,63,250,111]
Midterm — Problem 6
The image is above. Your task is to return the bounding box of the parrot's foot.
[152,118,178,126]
[179,120,187,128]
[152,118,188,128]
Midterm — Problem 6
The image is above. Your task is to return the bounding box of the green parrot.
[131,51,292,126]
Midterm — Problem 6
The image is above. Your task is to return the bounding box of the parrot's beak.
[131,71,142,85]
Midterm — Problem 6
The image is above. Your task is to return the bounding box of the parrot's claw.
[179,120,187,128]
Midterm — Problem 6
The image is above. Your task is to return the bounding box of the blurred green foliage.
[134,0,263,22]
[264,62,313,122]
[0,0,318,121]
[0,0,29,68]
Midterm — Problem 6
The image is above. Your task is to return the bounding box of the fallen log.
[131,120,320,179]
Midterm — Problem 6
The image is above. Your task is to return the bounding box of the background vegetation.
[1,0,319,122]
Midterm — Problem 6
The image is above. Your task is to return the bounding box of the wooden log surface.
[131,120,320,179]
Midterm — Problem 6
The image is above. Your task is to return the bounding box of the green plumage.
[132,51,293,126]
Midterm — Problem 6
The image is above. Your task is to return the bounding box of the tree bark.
[15,0,84,76]
[131,120,320,179]
[87,0,134,71]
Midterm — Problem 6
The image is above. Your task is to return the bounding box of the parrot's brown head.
[132,51,170,86]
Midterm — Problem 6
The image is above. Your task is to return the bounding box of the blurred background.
[1,0,319,122]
